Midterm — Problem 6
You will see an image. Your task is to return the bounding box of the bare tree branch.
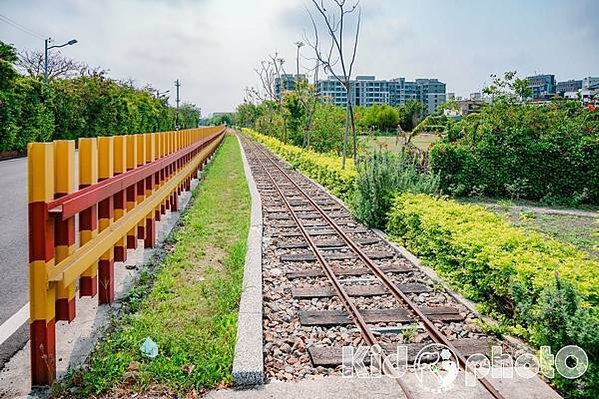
[306,0,361,167]
[17,49,87,79]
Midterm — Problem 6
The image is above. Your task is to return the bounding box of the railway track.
[239,134,511,398]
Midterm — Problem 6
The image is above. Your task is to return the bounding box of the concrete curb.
[231,134,264,386]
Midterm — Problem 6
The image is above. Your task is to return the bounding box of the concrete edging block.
[231,133,264,386]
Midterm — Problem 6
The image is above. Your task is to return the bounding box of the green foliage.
[513,279,598,398]
[412,102,459,135]
[397,99,425,131]
[0,41,18,88]
[61,137,250,396]
[429,100,599,205]
[282,89,307,144]
[429,71,598,205]
[357,104,400,133]
[483,70,532,102]
[235,101,263,128]
[0,40,200,152]
[205,113,234,126]
[244,128,356,200]
[351,150,439,228]
[309,102,346,153]
[386,193,599,398]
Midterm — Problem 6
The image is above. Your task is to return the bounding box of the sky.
[1,0,598,115]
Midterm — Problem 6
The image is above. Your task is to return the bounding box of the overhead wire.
[0,13,46,40]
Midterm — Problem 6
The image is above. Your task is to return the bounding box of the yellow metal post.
[53,140,76,321]
[78,138,98,297]
[113,136,127,261]
[28,142,57,385]
[97,137,114,304]
[126,135,138,249]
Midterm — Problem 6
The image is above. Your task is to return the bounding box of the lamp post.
[294,41,304,87]
[44,38,78,83]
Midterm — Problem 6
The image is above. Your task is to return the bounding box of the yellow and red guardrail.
[27,125,226,386]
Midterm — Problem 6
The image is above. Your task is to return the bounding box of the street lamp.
[294,41,304,85]
[44,37,78,83]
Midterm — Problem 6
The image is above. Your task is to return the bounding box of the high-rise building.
[316,77,348,106]
[274,74,307,98]
[526,74,556,100]
[316,75,446,115]
[582,77,599,90]
[556,79,583,95]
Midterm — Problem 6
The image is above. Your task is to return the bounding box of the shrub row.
[428,101,599,205]
[243,128,356,200]
[386,193,598,397]
[0,41,200,152]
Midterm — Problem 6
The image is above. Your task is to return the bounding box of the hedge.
[387,193,598,397]
[243,128,356,201]
[428,101,599,205]
[0,40,200,153]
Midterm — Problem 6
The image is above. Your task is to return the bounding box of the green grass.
[358,134,439,153]
[59,135,250,397]
[504,211,598,259]
[458,198,599,259]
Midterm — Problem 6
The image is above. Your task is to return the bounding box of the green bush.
[386,193,598,398]
[351,150,439,228]
[0,40,201,152]
[429,101,599,205]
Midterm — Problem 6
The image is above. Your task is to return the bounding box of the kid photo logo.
[342,343,588,391]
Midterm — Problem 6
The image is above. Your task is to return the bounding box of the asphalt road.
[0,156,29,368]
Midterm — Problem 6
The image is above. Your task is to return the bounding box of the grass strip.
[60,135,250,397]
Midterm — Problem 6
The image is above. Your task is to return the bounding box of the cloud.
[1,0,597,114]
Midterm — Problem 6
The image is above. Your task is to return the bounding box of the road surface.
[0,156,29,368]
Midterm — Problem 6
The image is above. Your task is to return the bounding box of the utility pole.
[294,41,304,88]
[44,38,49,83]
[175,79,181,130]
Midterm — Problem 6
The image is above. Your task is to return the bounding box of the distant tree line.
[236,90,427,155]
[0,40,201,153]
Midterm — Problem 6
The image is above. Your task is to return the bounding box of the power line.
[0,13,45,40]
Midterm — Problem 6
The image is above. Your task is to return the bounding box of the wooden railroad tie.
[292,283,431,298]
[308,338,496,366]
[286,264,411,279]
[299,306,465,326]
[280,251,395,262]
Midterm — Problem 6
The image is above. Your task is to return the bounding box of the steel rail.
[244,137,415,399]
[249,137,506,399]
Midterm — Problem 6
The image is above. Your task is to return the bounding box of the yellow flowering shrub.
[387,193,598,306]
[243,128,356,200]
[387,193,599,396]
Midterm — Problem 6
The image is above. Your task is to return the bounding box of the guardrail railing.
[27,125,226,386]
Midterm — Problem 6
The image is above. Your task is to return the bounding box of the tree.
[235,102,262,128]
[250,52,287,103]
[307,0,361,168]
[17,49,86,79]
[282,89,307,146]
[0,41,18,88]
[482,71,532,103]
[209,113,234,126]
[398,99,425,131]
